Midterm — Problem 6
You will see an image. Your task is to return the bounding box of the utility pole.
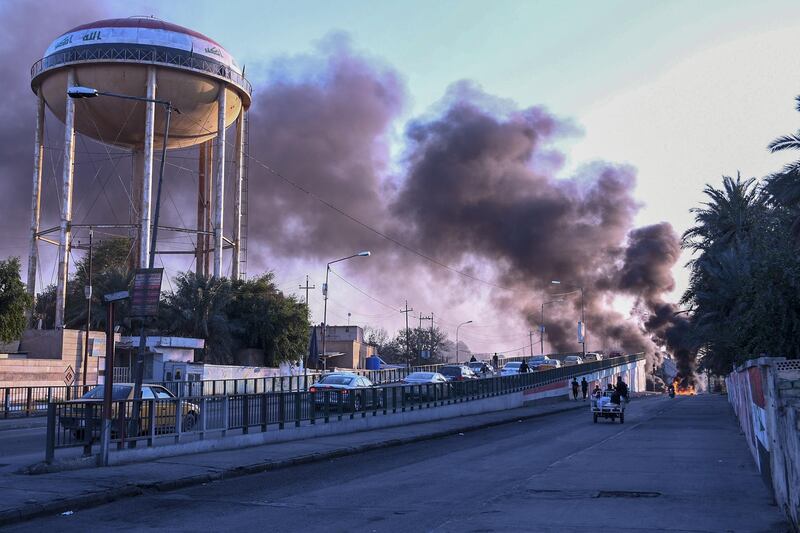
[430,312,435,360]
[299,275,315,320]
[81,229,93,390]
[401,301,413,370]
[420,313,432,365]
[529,331,534,358]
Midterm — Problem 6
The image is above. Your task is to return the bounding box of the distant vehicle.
[563,355,583,366]
[583,352,603,362]
[591,390,625,423]
[373,356,405,370]
[535,358,561,370]
[530,355,548,364]
[309,372,383,410]
[467,361,494,376]
[61,384,200,439]
[439,365,479,381]
[402,372,449,385]
[501,362,526,376]
[401,372,451,400]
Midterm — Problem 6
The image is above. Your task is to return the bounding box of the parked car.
[467,361,494,376]
[438,365,479,381]
[309,372,383,410]
[583,352,603,362]
[563,355,583,366]
[401,372,451,400]
[61,384,200,439]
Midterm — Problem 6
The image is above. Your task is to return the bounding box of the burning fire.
[673,377,695,396]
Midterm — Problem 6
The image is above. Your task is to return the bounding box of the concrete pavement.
[1,394,789,532]
[0,396,586,527]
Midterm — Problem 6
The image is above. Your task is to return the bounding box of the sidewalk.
[0,397,591,526]
[0,417,47,432]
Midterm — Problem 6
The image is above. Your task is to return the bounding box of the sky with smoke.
[3,0,800,369]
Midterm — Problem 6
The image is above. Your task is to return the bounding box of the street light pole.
[81,229,93,391]
[551,281,585,356]
[68,85,179,445]
[455,320,472,363]
[540,299,564,355]
[321,251,371,370]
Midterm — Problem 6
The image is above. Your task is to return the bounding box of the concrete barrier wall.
[726,357,800,530]
[107,358,648,467]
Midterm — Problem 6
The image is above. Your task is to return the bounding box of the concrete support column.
[26,88,45,325]
[231,109,245,280]
[139,66,157,268]
[196,142,207,278]
[213,86,226,278]
[55,69,77,329]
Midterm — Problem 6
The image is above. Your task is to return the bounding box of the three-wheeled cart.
[591,390,625,423]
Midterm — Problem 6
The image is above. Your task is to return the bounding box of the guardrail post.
[175,397,183,443]
[3,388,8,418]
[200,397,207,440]
[382,387,388,415]
[45,402,56,464]
[149,399,157,446]
[82,403,93,456]
[294,392,301,427]
[116,400,126,450]
[243,394,250,434]
[25,387,32,417]
[391,386,397,414]
[260,393,268,431]
[278,391,286,429]
[222,395,230,436]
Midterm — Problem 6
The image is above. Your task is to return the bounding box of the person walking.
[616,377,630,403]
[581,377,589,400]
[519,359,530,373]
[571,378,579,400]
[492,353,499,371]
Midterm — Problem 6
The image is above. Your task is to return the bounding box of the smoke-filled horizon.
[0,3,694,375]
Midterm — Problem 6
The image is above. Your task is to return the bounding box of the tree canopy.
[0,257,32,343]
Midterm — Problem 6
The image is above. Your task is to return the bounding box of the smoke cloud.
[0,8,695,372]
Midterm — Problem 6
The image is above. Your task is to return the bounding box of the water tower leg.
[231,109,245,280]
[196,142,207,278]
[204,141,213,277]
[131,149,144,270]
[55,69,77,329]
[26,88,45,326]
[213,87,227,278]
[140,66,157,268]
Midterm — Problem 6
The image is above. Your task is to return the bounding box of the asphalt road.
[7,394,788,532]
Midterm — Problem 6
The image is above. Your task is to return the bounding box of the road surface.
[7,394,787,532]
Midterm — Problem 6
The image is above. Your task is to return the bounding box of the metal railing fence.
[45,353,644,462]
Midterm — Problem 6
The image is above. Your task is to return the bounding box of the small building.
[314,326,376,369]
[115,336,204,382]
[0,328,113,388]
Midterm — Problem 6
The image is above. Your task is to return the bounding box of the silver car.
[309,372,382,410]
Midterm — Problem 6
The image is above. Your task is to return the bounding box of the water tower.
[27,17,252,327]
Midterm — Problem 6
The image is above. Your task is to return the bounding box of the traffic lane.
[0,427,47,458]
[11,397,680,531]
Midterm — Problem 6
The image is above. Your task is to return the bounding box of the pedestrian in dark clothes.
[571,378,579,400]
[581,377,588,400]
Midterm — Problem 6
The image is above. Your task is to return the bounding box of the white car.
[501,362,528,375]
[563,355,583,366]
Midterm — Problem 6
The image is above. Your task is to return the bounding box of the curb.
[0,401,586,527]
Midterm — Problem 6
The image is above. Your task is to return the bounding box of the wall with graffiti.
[727,357,800,529]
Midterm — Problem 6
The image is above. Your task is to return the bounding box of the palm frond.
[768,132,800,153]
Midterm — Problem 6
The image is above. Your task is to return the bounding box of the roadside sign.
[130,268,163,318]
[63,365,75,386]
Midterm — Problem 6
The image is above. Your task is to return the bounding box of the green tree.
[34,238,133,331]
[158,272,234,363]
[227,274,309,366]
[0,257,33,343]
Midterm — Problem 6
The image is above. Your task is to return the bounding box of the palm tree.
[766,95,800,238]
[682,173,764,253]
